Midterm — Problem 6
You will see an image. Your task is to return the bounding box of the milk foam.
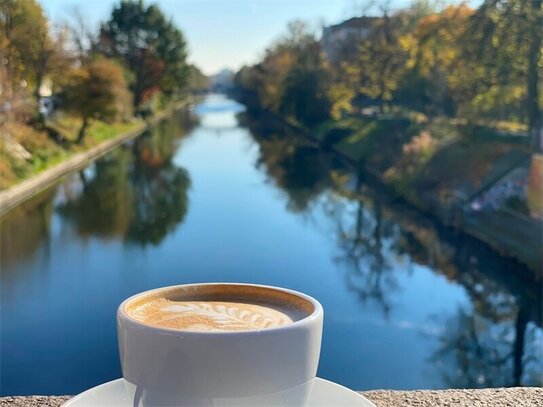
[128,298,297,332]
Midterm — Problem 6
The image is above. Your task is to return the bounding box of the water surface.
[1,94,541,395]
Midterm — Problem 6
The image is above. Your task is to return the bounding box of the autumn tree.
[466,0,543,149]
[261,21,329,126]
[186,65,209,93]
[357,12,410,113]
[62,58,131,143]
[235,21,331,125]
[0,0,55,114]
[279,40,330,126]
[97,0,189,108]
[399,5,474,116]
[234,65,264,111]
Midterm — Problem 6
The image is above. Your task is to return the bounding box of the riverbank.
[2,387,542,406]
[0,100,191,216]
[253,111,542,274]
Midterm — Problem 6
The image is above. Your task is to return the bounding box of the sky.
[40,0,476,76]
[39,0,373,75]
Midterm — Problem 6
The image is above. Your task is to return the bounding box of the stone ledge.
[1,388,542,406]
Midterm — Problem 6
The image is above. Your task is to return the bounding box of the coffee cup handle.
[133,384,143,407]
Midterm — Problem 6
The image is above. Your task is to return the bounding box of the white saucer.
[62,378,375,406]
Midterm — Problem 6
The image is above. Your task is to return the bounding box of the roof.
[327,16,380,32]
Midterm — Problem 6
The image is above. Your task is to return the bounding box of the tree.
[279,38,331,126]
[234,65,264,110]
[327,62,358,120]
[466,0,543,149]
[356,12,410,113]
[0,0,54,111]
[64,8,96,64]
[399,5,474,116]
[97,0,189,108]
[244,20,331,125]
[186,65,209,93]
[62,58,131,143]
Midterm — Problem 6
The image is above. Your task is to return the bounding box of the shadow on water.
[243,111,543,388]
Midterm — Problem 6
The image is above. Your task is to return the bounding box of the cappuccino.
[128,299,298,331]
[118,283,323,406]
[123,284,313,332]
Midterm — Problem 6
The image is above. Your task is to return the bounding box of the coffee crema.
[127,298,298,332]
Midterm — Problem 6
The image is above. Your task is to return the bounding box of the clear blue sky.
[41,0,477,76]
[41,0,357,75]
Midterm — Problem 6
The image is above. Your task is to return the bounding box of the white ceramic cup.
[117,283,324,406]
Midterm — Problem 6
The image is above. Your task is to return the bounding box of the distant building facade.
[321,16,380,61]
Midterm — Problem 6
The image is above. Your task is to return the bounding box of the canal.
[1,94,541,395]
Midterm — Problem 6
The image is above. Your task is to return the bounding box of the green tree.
[97,0,189,108]
[399,5,474,116]
[466,0,543,149]
[187,65,209,93]
[234,65,265,111]
[327,62,358,120]
[0,0,54,113]
[356,13,410,113]
[62,58,132,143]
[279,39,331,126]
[241,21,331,125]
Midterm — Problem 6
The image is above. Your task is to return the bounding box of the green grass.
[314,114,531,210]
[48,115,143,146]
[0,115,144,191]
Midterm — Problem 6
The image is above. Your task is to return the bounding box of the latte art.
[129,298,295,331]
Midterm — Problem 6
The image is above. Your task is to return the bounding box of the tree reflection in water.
[391,204,543,387]
[428,266,543,388]
[246,113,403,315]
[243,112,338,212]
[58,111,193,246]
[322,180,399,317]
[245,112,542,387]
[127,129,190,245]
[0,189,56,269]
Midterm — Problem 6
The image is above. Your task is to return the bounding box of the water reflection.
[431,304,542,387]
[1,97,541,394]
[245,113,339,212]
[324,192,397,317]
[58,111,193,246]
[243,111,543,387]
[0,189,55,268]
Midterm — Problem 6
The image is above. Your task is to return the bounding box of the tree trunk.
[77,117,89,144]
[79,170,88,189]
[528,0,542,152]
[34,86,45,128]
[513,305,528,387]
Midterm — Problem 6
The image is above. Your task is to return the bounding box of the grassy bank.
[293,114,540,272]
[314,116,532,215]
[0,115,144,191]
